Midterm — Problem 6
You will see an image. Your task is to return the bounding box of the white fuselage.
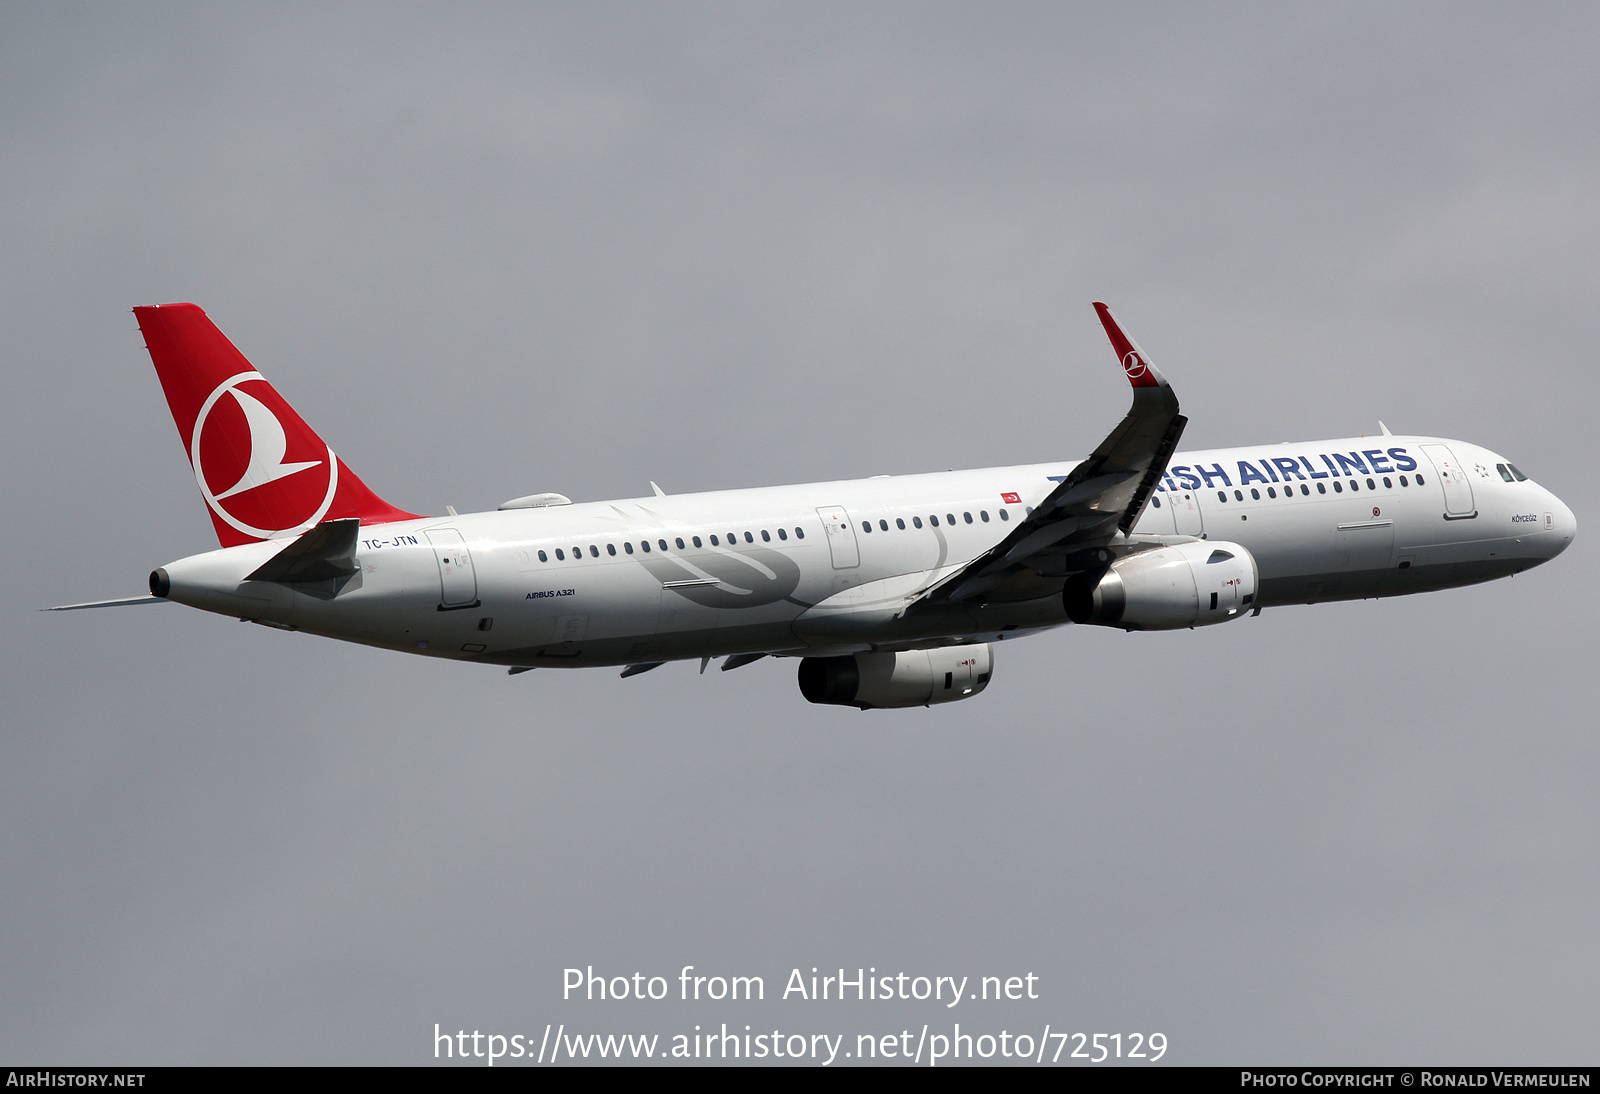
[156,435,1576,668]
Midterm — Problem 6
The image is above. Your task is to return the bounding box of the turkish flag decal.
[1001,492,1022,505]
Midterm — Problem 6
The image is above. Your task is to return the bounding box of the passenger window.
[624,542,634,554]
[1508,464,1527,481]
[728,532,737,543]
[1333,481,1343,493]
[1398,476,1408,487]
[1350,480,1360,491]
[1266,487,1275,498]
[744,532,754,543]
[1497,463,1514,482]
[947,513,956,525]
[607,543,617,556]
[1382,477,1392,489]
[709,534,719,546]
[861,521,871,533]
[692,536,702,548]
[1366,478,1376,490]
[795,528,805,539]
[538,549,548,562]
[999,509,1009,521]
[1300,484,1309,495]
[1152,497,1162,508]
[980,510,989,522]
[777,528,788,541]
[1317,483,1326,494]
[879,519,889,531]
[674,538,684,550]
[964,512,973,523]
[929,515,939,527]
[1218,491,1228,502]
[658,539,668,551]
[761,530,771,542]
[896,518,906,529]
[1026,507,1034,515]
[555,548,565,560]
[640,541,651,553]
[573,547,582,559]
[1250,488,1260,500]
[913,516,923,528]
[1416,474,1425,485]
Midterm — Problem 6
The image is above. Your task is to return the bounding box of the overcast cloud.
[2,2,1597,1065]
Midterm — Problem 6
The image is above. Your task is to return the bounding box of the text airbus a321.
[49,302,1576,709]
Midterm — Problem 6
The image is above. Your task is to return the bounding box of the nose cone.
[1541,488,1577,559]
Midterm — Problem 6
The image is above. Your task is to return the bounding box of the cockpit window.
[1508,464,1528,481]
[1206,549,1235,563]
[1497,463,1515,482]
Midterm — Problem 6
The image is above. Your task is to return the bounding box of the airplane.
[46,302,1576,709]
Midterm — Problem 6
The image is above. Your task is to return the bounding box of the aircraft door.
[1336,518,1396,573]
[1168,489,1204,536]
[816,506,860,568]
[426,529,479,608]
[1421,444,1476,518]
[1134,494,1176,534]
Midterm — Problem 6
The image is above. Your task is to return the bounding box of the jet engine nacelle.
[798,644,994,709]
[1063,540,1257,630]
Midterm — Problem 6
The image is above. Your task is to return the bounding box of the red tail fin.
[134,303,417,547]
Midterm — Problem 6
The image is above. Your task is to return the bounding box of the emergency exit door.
[1168,489,1204,536]
[816,506,860,568]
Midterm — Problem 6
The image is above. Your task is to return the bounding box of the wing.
[921,302,1187,605]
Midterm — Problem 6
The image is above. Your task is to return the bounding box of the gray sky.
[2,2,1597,1065]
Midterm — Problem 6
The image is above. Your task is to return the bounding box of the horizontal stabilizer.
[246,518,360,584]
[42,596,170,611]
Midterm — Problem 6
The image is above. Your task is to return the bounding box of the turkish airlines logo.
[1121,350,1148,379]
[190,371,338,539]
[1001,492,1022,505]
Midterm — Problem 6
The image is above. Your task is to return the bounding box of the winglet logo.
[190,371,338,539]
[1121,350,1148,380]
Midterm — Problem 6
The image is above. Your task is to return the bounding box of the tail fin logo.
[190,371,339,539]
[1122,350,1148,380]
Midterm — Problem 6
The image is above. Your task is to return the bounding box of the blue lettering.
[1300,456,1329,480]
[1197,463,1232,488]
[1320,454,1343,477]
[1388,447,1418,472]
[1258,459,1280,483]
[1332,452,1369,476]
[1238,460,1271,486]
[1272,457,1305,481]
[1172,466,1202,490]
[1363,448,1393,473]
